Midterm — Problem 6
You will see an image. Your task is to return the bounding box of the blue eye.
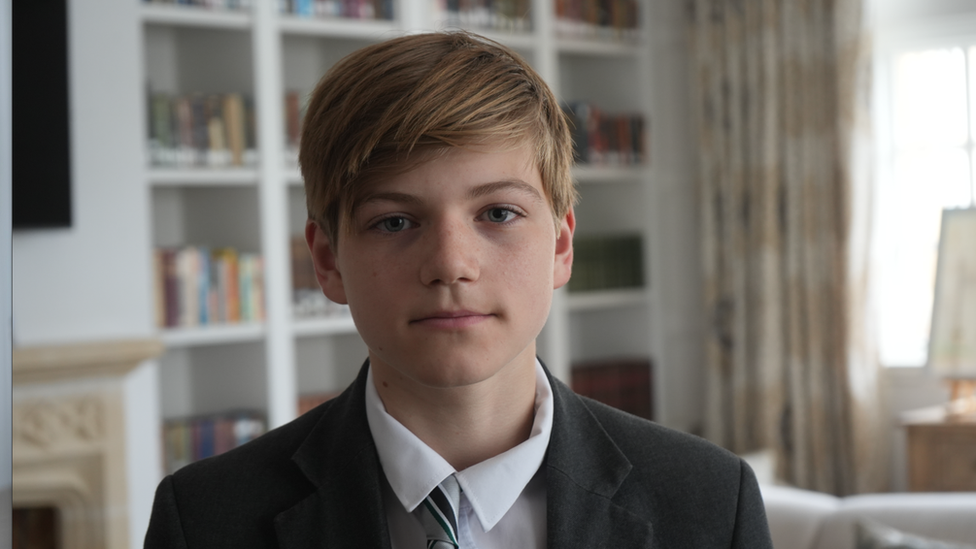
[486,208,516,223]
[378,217,410,232]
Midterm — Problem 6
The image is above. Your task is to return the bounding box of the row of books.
[148,92,258,168]
[563,102,646,166]
[571,357,652,420]
[568,234,644,293]
[290,236,351,318]
[433,0,532,33]
[143,0,251,9]
[162,411,265,474]
[280,0,394,19]
[154,246,266,328]
[555,0,640,41]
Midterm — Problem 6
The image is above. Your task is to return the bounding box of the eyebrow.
[360,179,544,206]
[467,180,544,203]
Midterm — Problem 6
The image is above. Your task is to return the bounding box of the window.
[876,33,976,367]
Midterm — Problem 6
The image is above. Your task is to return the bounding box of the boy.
[145,31,772,548]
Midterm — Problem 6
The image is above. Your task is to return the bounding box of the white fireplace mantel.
[13,338,162,549]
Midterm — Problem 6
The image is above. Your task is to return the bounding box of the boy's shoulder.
[165,398,332,501]
[575,393,739,470]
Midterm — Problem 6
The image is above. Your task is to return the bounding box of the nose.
[419,217,480,286]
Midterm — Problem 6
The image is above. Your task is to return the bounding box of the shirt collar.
[365,359,553,532]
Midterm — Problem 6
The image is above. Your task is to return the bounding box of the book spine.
[197,247,210,325]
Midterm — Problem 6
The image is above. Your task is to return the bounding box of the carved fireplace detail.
[13,339,162,549]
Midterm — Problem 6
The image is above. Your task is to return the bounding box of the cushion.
[856,519,976,549]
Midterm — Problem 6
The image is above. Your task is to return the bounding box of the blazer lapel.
[274,362,393,549]
[544,368,654,548]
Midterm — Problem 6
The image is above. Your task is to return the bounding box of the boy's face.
[306,144,574,390]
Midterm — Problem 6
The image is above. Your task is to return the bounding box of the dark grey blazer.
[145,361,772,548]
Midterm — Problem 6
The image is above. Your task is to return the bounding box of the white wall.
[11,0,153,346]
[11,0,161,545]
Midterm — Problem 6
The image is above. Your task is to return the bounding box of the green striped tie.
[415,475,461,548]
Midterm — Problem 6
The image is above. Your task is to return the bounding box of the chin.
[407,358,506,389]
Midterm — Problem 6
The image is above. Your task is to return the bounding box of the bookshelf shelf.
[141,4,252,29]
[573,165,649,184]
[556,37,643,57]
[278,15,399,38]
[292,315,358,338]
[159,322,266,348]
[148,168,261,187]
[567,288,648,311]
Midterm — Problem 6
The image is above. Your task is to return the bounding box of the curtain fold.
[690,0,885,495]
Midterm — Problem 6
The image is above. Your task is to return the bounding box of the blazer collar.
[544,366,655,548]
[274,360,393,548]
[273,359,653,548]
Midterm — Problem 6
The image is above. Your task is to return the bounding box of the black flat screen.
[13,0,72,229]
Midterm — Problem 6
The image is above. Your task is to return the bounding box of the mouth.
[410,310,494,329]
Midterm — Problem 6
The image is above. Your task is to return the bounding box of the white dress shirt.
[364,360,553,549]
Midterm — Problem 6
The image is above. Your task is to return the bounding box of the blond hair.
[299,30,576,245]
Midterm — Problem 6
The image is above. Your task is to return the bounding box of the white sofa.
[760,483,976,549]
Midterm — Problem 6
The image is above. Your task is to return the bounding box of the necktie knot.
[416,474,461,549]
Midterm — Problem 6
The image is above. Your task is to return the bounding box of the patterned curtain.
[689,0,886,495]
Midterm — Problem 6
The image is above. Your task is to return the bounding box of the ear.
[552,207,576,290]
[305,220,348,305]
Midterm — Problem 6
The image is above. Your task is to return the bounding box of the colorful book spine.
[283,90,309,166]
[278,0,393,20]
[147,91,257,168]
[154,245,265,328]
[162,411,266,474]
[562,102,647,167]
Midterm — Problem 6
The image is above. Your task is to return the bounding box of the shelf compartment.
[141,4,252,29]
[567,288,647,311]
[293,315,358,338]
[148,168,260,187]
[278,15,398,39]
[160,322,266,348]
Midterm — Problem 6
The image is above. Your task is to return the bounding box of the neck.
[370,348,538,471]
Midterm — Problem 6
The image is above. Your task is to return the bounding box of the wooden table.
[903,405,976,491]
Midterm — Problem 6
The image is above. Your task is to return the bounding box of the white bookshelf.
[140,0,661,431]
[160,322,266,348]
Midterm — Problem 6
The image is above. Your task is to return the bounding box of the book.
[571,357,652,420]
[562,102,647,167]
[567,233,644,293]
[155,245,265,328]
[433,0,531,32]
[162,410,266,474]
[555,0,639,41]
[143,0,252,10]
[278,0,393,20]
[147,91,257,168]
[289,235,351,318]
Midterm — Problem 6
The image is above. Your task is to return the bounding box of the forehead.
[352,144,545,208]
